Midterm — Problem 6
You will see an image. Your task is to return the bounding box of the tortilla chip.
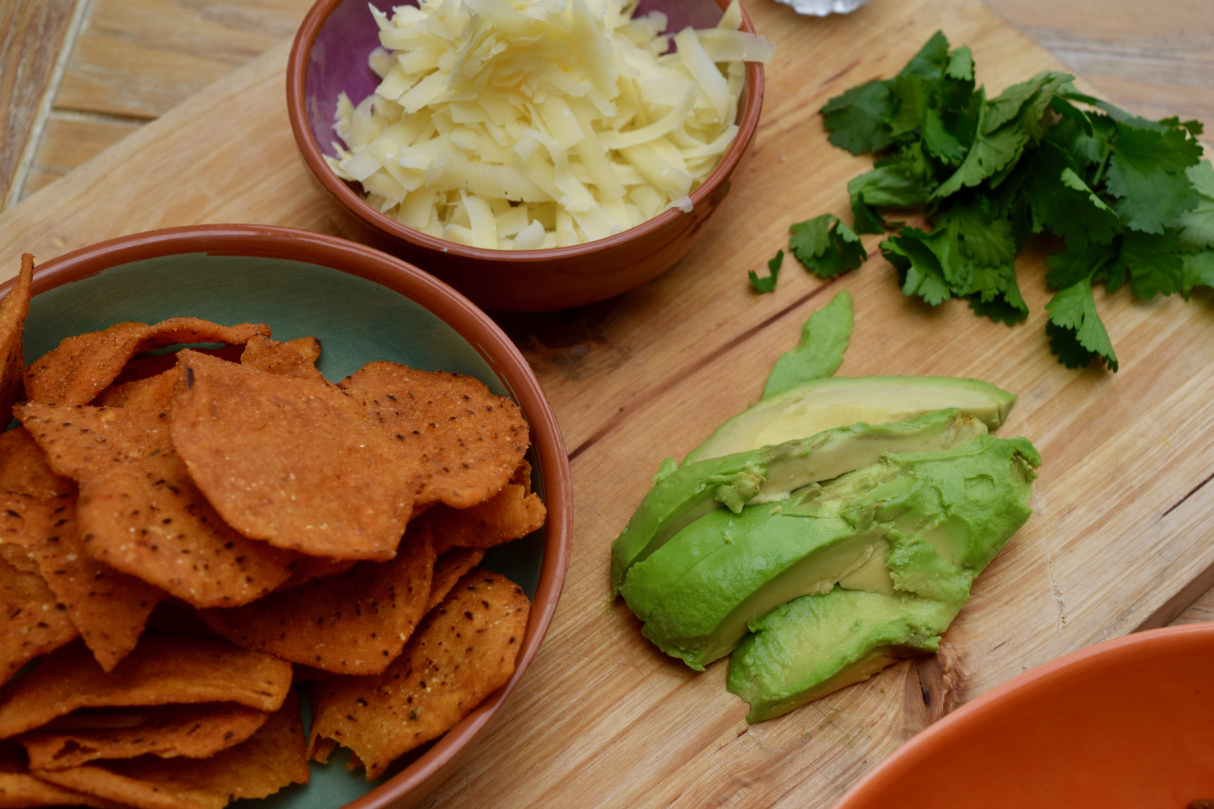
[308,568,530,779]
[92,371,176,412]
[275,557,359,590]
[284,337,321,364]
[14,402,300,607]
[198,523,435,675]
[0,255,33,430]
[21,703,270,771]
[0,553,77,689]
[169,351,421,561]
[0,430,67,502]
[424,478,546,556]
[426,548,485,612]
[339,362,529,509]
[4,488,163,672]
[24,319,271,407]
[0,771,123,809]
[0,634,292,739]
[239,336,324,382]
[30,689,308,809]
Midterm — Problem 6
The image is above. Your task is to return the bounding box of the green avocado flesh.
[726,589,960,722]
[762,290,853,398]
[684,376,1018,464]
[619,435,1039,672]
[609,409,988,595]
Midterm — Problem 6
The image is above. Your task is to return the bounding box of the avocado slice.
[609,409,987,595]
[620,435,1039,671]
[726,588,960,722]
[684,376,1018,463]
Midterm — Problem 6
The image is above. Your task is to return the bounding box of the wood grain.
[1,0,1213,806]
[56,0,312,119]
[0,0,79,206]
[985,0,1214,123]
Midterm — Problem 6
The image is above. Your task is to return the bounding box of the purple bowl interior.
[306,0,728,159]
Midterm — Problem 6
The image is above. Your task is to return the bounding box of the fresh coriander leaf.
[932,118,1029,198]
[851,196,885,235]
[1181,251,1214,297]
[881,229,952,305]
[1118,230,1184,299]
[1025,141,1120,247]
[1177,159,1214,251]
[983,72,1073,134]
[946,47,974,81]
[1045,240,1120,291]
[1050,96,1093,137]
[1106,123,1202,233]
[1045,277,1118,371]
[763,290,854,397]
[821,81,894,156]
[749,249,783,293]
[898,30,952,80]
[1045,110,1114,172]
[848,163,933,209]
[887,75,933,139]
[923,107,967,165]
[968,270,1029,325]
[1158,117,1204,137]
[790,215,867,277]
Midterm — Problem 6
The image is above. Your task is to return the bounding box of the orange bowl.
[834,624,1214,808]
[286,0,765,313]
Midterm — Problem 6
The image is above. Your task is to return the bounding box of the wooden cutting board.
[2,0,1212,805]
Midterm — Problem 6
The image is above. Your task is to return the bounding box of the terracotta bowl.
[286,0,766,313]
[834,624,1214,809]
[5,224,572,809]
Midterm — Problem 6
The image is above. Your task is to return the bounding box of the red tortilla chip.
[308,569,530,779]
[0,255,33,429]
[15,402,300,607]
[24,319,271,407]
[21,703,270,771]
[0,429,67,501]
[284,337,321,364]
[0,771,123,809]
[198,523,435,675]
[239,336,324,382]
[30,689,308,809]
[339,362,530,509]
[0,553,77,689]
[3,490,164,672]
[0,635,293,739]
[426,547,485,612]
[92,371,176,412]
[169,351,421,561]
[424,477,546,556]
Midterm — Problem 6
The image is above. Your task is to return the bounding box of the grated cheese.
[327,0,775,249]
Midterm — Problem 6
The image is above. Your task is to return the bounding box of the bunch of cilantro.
[760,31,1214,372]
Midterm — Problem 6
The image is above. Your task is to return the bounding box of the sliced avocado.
[684,376,1018,463]
[762,290,853,398]
[727,588,960,722]
[609,409,987,595]
[620,434,1038,671]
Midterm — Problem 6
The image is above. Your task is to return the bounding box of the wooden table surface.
[1,0,1213,806]
[3,0,1211,610]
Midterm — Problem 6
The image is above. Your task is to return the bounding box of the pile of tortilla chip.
[0,254,542,807]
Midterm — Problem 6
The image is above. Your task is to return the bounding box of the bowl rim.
[7,223,573,808]
[285,0,767,261]
[832,622,1214,808]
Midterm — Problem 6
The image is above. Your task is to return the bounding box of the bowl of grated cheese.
[287,0,771,312]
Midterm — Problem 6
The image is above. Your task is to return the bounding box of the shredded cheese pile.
[326,0,774,249]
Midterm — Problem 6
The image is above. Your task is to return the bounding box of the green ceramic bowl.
[7,224,572,809]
